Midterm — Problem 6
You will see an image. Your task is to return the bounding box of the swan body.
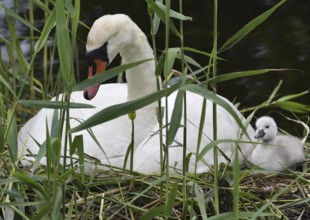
[249,116,305,171]
[18,14,255,173]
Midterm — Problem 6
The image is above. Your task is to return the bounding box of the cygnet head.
[83,14,143,100]
[254,116,278,141]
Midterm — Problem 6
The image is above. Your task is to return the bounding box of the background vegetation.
[0,0,309,219]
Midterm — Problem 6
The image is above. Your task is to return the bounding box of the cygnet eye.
[265,125,269,129]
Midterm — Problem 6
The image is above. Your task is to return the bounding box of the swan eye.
[265,125,269,129]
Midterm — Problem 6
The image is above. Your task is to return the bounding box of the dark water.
[1,0,309,131]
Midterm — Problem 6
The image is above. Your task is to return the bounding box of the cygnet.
[249,116,305,171]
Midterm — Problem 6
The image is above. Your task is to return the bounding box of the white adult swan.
[248,116,305,171]
[18,14,255,173]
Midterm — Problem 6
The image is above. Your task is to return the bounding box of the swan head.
[254,116,278,141]
[83,14,139,100]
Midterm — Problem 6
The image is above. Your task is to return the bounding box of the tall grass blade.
[277,90,309,102]
[51,187,63,219]
[45,119,52,180]
[0,38,29,73]
[7,109,18,162]
[73,59,152,91]
[51,109,60,138]
[32,204,50,220]
[219,0,286,52]
[232,144,240,219]
[180,84,247,134]
[140,206,165,220]
[268,101,310,113]
[0,74,14,96]
[164,47,179,78]
[156,2,192,21]
[71,135,84,181]
[207,69,287,85]
[55,0,73,89]
[70,84,180,133]
[197,139,252,162]
[148,0,162,34]
[164,182,179,217]
[0,4,39,32]
[0,118,3,153]
[34,8,56,53]
[207,211,274,220]
[18,100,94,109]
[0,96,4,153]
[12,171,49,200]
[145,0,180,36]
[193,183,208,220]
[71,0,80,46]
[32,0,51,13]
[183,47,224,60]
[167,90,183,146]
[31,140,47,172]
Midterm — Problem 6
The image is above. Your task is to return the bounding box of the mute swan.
[248,116,305,171]
[18,14,255,173]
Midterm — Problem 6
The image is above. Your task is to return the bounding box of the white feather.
[249,116,305,171]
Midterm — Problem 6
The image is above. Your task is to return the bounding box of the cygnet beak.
[255,129,265,139]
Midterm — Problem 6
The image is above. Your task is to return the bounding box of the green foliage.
[0,0,308,219]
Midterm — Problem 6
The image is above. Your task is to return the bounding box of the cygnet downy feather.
[249,116,305,171]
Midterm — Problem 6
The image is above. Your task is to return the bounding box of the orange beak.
[83,59,108,100]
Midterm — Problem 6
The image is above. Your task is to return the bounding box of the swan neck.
[120,36,157,101]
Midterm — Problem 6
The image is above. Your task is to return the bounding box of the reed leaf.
[180,84,247,134]
[32,0,51,13]
[0,119,4,153]
[197,139,253,162]
[183,47,225,61]
[269,101,310,113]
[18,100,94,109]
[34,8,56,53]
[31,139,47,172]
[164,182,179,216]
[145,0,180,36]
[0,74,14,96]
[0,4,39,32]
[232,144,240,219]
[207,69,287,85]
[164,48,179,78]
[219,0,286,52]
[45,120,52,180]
[70,84,180,133]
[193,183,208,220]
[156,2,192,21]
[140,205,165,220]
[71,0,80,47]
[73,59,152,91]
[12,171,49,200]
[277,90,309,102]
[167,90,183,146]
[207,211,274,220]
[55,0,73,89]
[7,109,18,162]
[71,135,85,181]
[51,187,63,219]
[32,204,51,220]
[0,37,30,72]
